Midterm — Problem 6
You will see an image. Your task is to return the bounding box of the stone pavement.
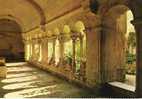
[0,62,97,98]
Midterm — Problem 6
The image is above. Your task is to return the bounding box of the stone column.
[41,40,44,62]
[41,39,47,63]
[71,34,77,73]
[85,27,101,85]
[80,34,84,61]
[24,41,28,61]
[36,40,39,61]
[46,39,48,63]
[29,42,32,60]
[79,35,83,71]
[59,36,65,66]
[133,19,142,97]
[32,40,36,61]
[82,10,102,86]
[27,42,32,61]
[52,38,56,64]
[38,40,42,62]
[79,34,86,81]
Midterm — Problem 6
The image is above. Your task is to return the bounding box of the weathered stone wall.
[85,27,101,86]
[101,27,126,82]
[100,5,128,82]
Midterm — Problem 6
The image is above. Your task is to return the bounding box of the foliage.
[127,32,136,53]
[125,63,136,75]
[65,52,72,66]
[125,32,136,74]
[125,51,136,74]
[126,52,136,64]
[64,37,86,73]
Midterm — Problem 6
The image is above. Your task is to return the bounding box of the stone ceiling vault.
[0,0,82,33]
[0,0,44,32]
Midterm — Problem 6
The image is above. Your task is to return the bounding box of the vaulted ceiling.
[0,0,82,33]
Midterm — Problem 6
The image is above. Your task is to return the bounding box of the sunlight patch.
[1,75,38,83]
[6,73,33,78]
[2,81,41,90]
[4,85,57,98]
[7,67,34,73]
[6,62,27,66]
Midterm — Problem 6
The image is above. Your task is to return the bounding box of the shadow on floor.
[0,62,98,98]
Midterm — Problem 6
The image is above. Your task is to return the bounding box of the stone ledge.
[108,82,135,92]
[101,81,136,97]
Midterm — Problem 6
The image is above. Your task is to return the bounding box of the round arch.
[0,0,46,32]
[101,2,142,97]
[24,0,46,25]
[0,15,24,32]
[100,4,136,82]
[0,18,24,62]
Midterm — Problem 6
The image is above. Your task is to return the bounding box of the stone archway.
[84,0,142,97]
[99,1,142,97]
[101,5,135,82]
[0,18,24,62]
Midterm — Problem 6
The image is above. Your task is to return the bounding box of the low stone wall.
[28,61,101,95]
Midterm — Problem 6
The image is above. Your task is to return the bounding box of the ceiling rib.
[25,0,46,25]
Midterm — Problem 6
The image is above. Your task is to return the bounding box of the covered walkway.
[0,62,96,98]
[0,0,142,97]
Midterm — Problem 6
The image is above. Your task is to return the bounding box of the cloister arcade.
[0,0,142,98]
[24,21,87,80]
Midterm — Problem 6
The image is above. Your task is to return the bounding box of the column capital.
[58,34,69,43]
[71,33,78,42]
[82,11,101,30]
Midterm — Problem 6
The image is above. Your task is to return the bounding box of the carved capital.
[83,11,101,30]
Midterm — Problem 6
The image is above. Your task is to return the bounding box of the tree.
[127,32,136,54]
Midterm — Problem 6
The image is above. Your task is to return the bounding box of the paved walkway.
[0,62,97,98]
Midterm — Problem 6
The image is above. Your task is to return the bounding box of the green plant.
[126,53,136,64]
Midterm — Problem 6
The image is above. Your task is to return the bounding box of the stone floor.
[0,62,97,98]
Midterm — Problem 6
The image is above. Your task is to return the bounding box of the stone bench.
[0,58,7,78]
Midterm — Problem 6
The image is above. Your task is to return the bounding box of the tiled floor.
[0,62,96,98]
